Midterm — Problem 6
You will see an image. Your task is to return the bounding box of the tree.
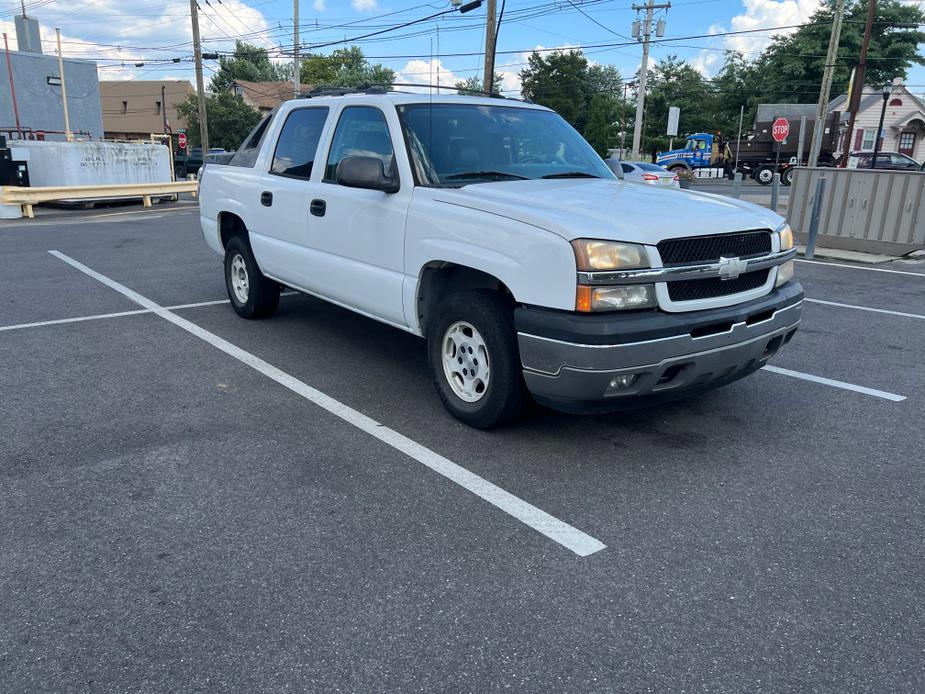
[455,73,503,95]
[583,93,617,156]
[300,47,395,89]
[519,50,621,135]
[209,41,290,93]
[175,92,261,151]
[750,0,925,105]
[643,55,716,155]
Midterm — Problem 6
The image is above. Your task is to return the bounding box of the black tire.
[428,290,529,429]
[668,164,689,175]
[224,236,279,319]
[780,167,793,186]
[753,165,774,185]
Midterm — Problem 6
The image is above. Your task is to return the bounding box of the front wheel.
[780,167,793,186]
[224,236,279,319]
[428,290,529,429]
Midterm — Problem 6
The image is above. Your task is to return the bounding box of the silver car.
[606,160,679,188]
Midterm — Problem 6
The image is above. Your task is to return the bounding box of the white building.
[829,82,925,161]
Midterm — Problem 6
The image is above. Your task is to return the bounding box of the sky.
[1,0,923,102]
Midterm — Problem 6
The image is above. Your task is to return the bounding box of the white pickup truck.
[199,90,802,428]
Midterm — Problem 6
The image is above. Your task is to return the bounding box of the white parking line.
[796,258,925,278]
[762,365,906,402]
[48,250,606,558]
[0,308,150,332]
[805,298,925,321]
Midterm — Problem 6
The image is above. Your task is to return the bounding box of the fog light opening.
[608,374,638,391]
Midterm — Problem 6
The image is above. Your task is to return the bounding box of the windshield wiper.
[444,170,529,181]
[540,171,601,179]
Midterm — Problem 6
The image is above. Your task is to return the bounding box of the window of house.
[888,98,903,107]
[155,101,161,115]
[324,106,395,183]
[270,107,329,179]
[899,132,915,151]
[121,101,127,115]
[861,128,876,150]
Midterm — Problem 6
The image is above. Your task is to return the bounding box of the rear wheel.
[780,167,793,186]
[224,236,279,319]
[753,165,775,185]
[428,290,528,429]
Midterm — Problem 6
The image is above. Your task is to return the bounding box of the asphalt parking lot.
[2,202,924,692]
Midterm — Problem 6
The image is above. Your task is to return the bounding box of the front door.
[898,131,916,157]
[307,105,411,327]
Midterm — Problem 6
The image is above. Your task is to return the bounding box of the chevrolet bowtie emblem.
[717,256,747,281]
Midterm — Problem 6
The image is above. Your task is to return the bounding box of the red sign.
[178,132,187,150]
[772,117,790,143]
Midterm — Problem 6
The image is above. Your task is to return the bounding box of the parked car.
[846,151,921,171]
[610,160,680,188]
[175,147,227,179]
[198,91,802,428]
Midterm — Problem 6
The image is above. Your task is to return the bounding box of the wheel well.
[219,212,247,250]
[417,263,515,336]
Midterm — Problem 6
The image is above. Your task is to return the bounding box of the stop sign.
[178,132,187,149]
[772,117,790,143]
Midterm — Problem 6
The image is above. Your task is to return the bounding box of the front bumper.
[516,282,803,412]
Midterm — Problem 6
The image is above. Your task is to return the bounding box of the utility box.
[13,140,171,188]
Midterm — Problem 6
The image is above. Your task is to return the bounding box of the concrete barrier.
[0,181,198,219]
[786,167,925,255]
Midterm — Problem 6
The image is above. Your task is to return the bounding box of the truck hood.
[655,148,691,164]
[431,179,782,244]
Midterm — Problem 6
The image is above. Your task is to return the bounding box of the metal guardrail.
[0,181,198,218]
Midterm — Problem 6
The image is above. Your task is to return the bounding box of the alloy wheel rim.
[230,254,249,304]
[441,321,490,403]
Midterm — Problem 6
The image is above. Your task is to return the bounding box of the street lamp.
[872,80,895,167]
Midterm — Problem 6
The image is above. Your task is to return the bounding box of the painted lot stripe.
[796,258,925,278]
[805,298,925,321]
[762,365,906,402]
[48,250,606,558]
[0,295,305,333]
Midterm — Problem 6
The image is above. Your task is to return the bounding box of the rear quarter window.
[228,113,274,168]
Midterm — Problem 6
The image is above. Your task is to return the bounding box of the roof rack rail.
[299,85,389,98]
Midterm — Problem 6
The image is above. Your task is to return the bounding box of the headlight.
[571,239,648,271]
[776,260,795,287]
[576,284,657,312]
[777,224,794,251]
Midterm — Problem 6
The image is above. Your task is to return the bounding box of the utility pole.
[482,0,496,94]
[840,0,876,166]
[190,0,209,153]
[631,0,669,158]
[293,0,300,98]
[55,29,72,141]
[161,83,169,133]
[807,0,844,167]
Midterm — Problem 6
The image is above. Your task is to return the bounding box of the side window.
[270,107,329,179]
[324,106,395,183]
[229,113,273,168]
[621,163,634,173]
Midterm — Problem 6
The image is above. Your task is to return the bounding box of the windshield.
[396,103,614,186]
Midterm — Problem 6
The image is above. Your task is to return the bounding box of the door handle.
[310,199,326,217]
[260,191,273,207]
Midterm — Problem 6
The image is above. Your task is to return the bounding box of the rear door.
[248,106,330,285]
[306,104,411,326]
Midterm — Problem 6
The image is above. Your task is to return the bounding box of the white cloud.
[691,0,822,75]
[352,0,378,10]
[395,59,463,92]
[313,0,326,9]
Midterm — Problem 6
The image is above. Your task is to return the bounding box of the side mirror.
[604,158,624,180]
[335,155,399,193]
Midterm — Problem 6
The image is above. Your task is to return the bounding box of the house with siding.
[828,82,925,161]
[230,80,313,113]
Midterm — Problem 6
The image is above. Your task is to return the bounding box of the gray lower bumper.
[519,299,802,406]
